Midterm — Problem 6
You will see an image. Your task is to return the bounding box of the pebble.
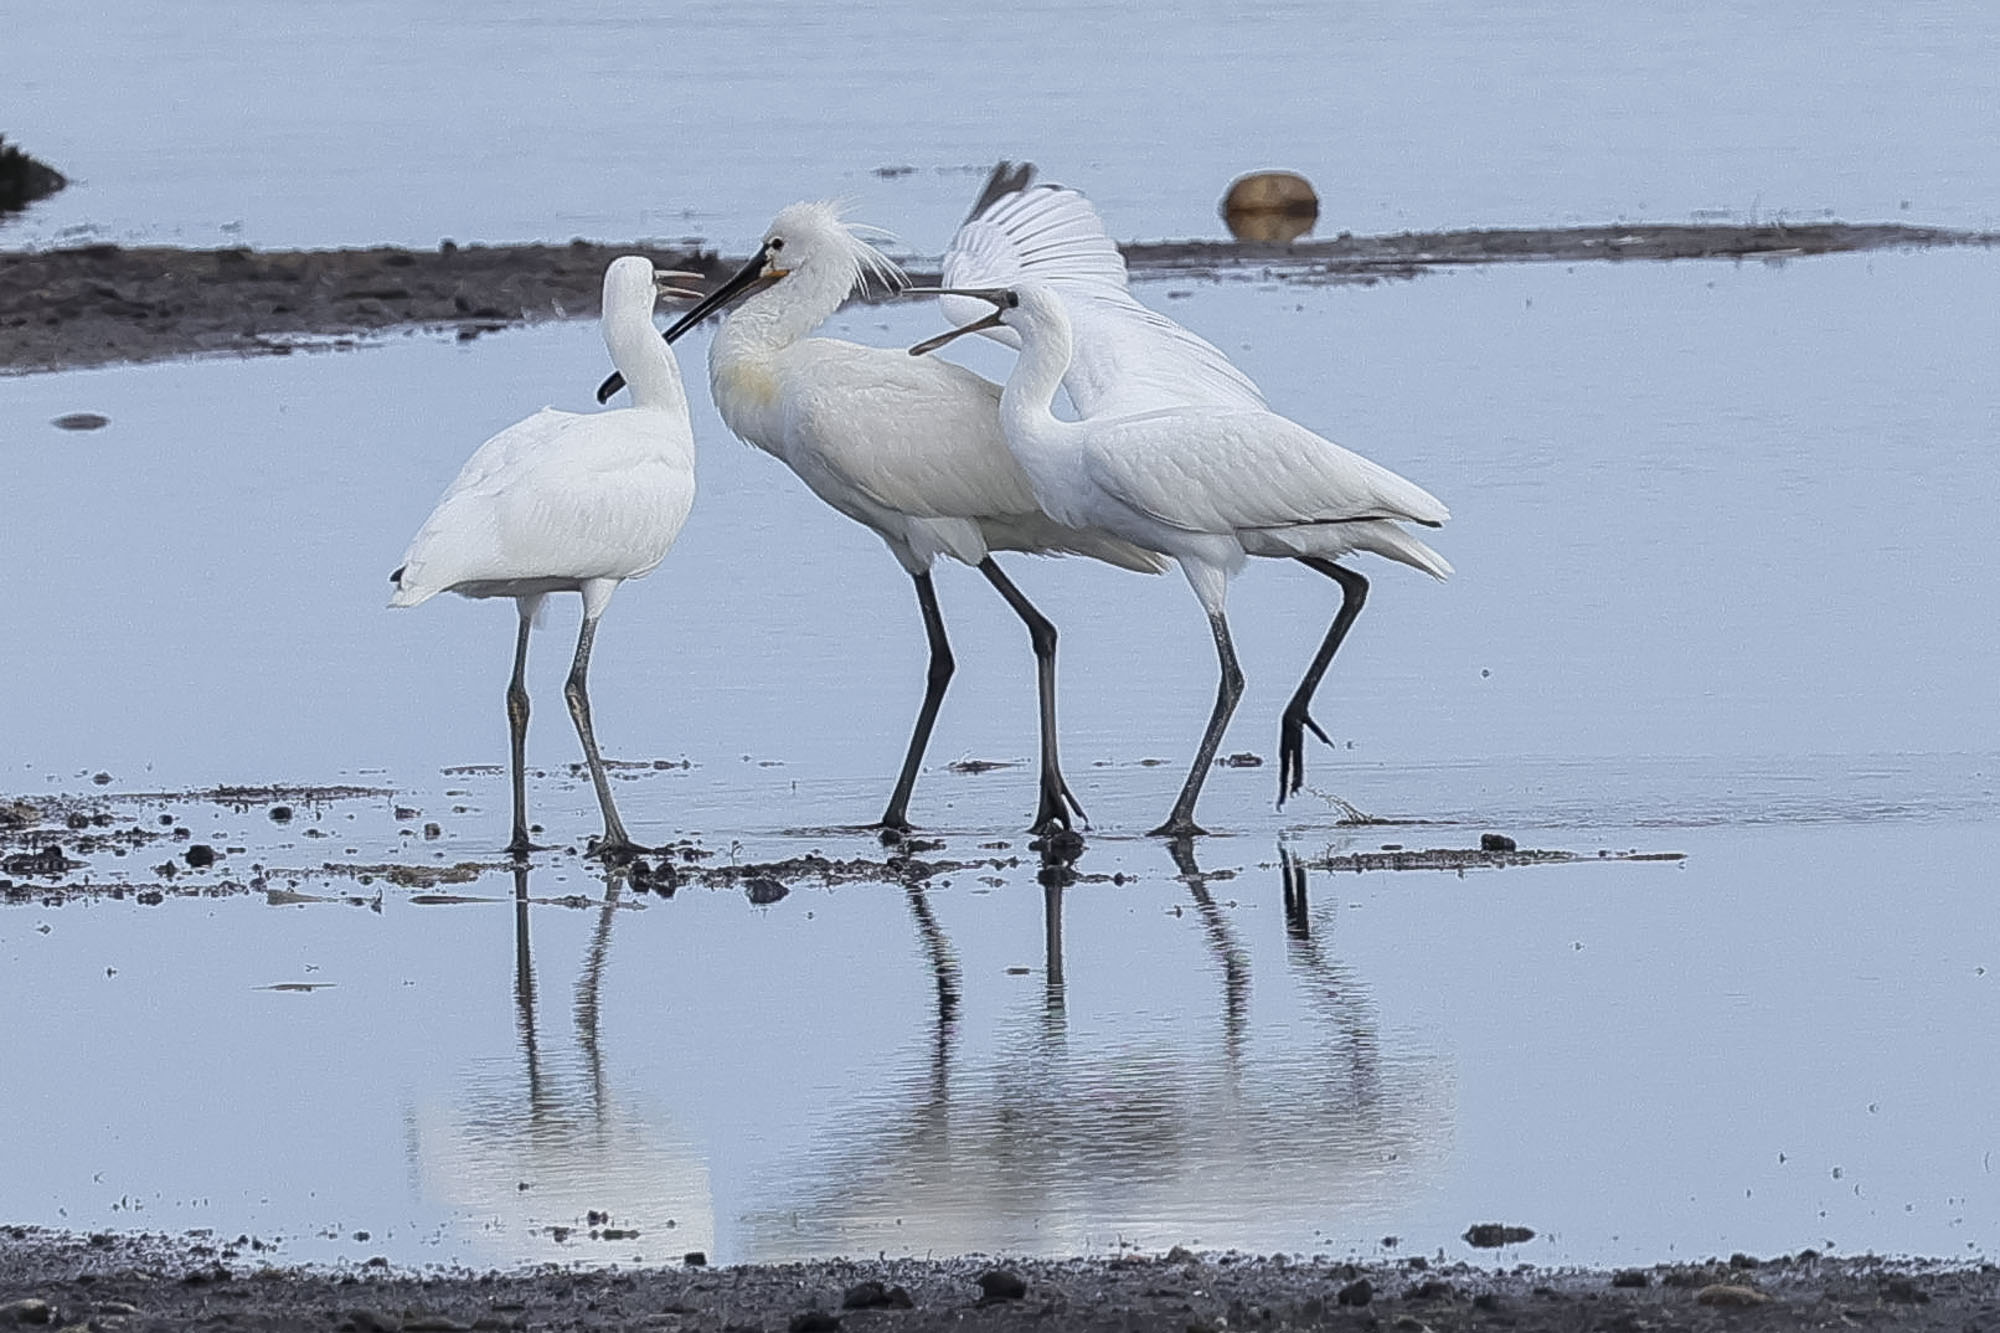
[1695,1284,1771,1307]
[0,1299,53,1326]
[976,1270,1026,1304]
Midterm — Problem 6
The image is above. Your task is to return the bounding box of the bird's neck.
[718,259,852,356]
[603,305,687,415]
[998,309,1077,460]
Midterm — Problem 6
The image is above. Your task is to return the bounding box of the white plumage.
[916,282,1449,838]
[391,255,699,859]
[615,196,1164,838]
[941,180,1265,417]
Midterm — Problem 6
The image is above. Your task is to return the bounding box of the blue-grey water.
[4,0,1999,1276]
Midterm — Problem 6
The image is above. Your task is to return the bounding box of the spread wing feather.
[942,181,1266,416]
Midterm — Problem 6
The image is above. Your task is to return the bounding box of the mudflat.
[3,222,1991,375]
[3,1228,1996,1333]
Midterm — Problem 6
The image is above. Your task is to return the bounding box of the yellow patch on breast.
[716,360,781,414]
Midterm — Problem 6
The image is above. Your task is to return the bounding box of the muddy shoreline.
[3,221,1991,375]
[3,1228,1995,1333]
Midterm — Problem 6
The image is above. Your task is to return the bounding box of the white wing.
[942,179,1266,417]
[393,407,695,603]
[1084,408,1449,537]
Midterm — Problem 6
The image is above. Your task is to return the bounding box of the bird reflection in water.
[1166,838,1251,1060]
[738,845,1450,1263]
[408,863,714,1266]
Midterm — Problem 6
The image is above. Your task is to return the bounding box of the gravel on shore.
[3,1228,1997,1333]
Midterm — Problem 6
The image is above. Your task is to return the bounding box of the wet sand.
[4,1227,1996,1333]
[3,222,1991,375]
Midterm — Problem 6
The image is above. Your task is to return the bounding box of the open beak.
[905,287,1014,357]
[654,269,706,302]
[598,243,778,404]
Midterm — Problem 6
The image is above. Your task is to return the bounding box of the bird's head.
[662,202,902,339]
[603,256,705,313]
[906,285,1056,357]
[596,203,904,403]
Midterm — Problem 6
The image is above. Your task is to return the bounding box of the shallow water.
[8,2,2000,254]
[4,247,1998,1267]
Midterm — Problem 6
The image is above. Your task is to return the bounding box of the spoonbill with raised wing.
[913,284,1449,838]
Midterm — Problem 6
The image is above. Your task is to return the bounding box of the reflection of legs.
[1151,610,1244,839]
[879,571,954,833]
[1279,559,1368,807]
[1280,846,1310,940]
[511,863,543,1104]
[563,610,636,859]
[506,598,541,857]
[1043,880,1066,1014]
[977,557,1084,834]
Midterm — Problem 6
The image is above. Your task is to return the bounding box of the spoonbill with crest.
[597,188,1166,839]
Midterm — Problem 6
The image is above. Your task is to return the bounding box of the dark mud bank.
[4,221,1992,375]
[3,1229,1996,1333]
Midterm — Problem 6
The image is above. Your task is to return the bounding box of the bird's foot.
[587,835,647,867]
[1030,826,1086,863]
[1147,815,1210,840]
[1277,706,1331,808]
[871,814,915,847]
[505,834,546,859]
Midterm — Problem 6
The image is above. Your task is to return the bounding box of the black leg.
[977,557,1086,835]
[1150,610,1244,838]
[877,570,955,835]
[1279,559,1368,807]
[563,613,639,862]
[505,608,539,857]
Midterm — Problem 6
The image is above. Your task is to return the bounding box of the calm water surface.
[3,248,1997,1266]
[7,2,2000,252]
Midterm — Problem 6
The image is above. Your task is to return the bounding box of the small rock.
[0,1299,53,1325]
[975,1270,1026,1304]
[1335,1279,1372,1307]
[787,1314,841,1333]
[1462,1223,1534,1248]
[402,1318,471,1332]
[1221,171,1319,243]
[683,1251,707,1267]
[1879,1277,1930,1304]
[53,413,110,432]
[1164,1245,1198,1265]
[184,844,217,869]
[1471,1293,1503,1313]
[1479,833,1517,853]
[269,805,294,823]
[1695,1285,1771,1308]
[1217,752,1263,768]
[841,1281,912,1310]
[744,877,788,906]
[1611,1270,1650,1288]
[1407,1280,1452,1301]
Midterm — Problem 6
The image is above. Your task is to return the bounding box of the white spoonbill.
[914,285,1450,839]
[390,256,702,861]
[596,200,1165,838]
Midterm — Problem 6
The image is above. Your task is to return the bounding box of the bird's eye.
[1006,292,1019,308]
[767,236,785,252]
